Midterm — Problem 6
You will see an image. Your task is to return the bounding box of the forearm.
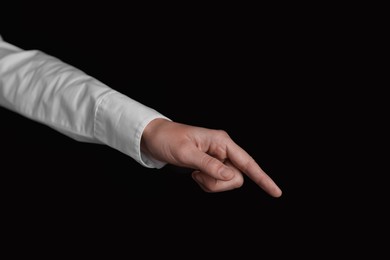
[0,36,169,168]
[0,43,111,142]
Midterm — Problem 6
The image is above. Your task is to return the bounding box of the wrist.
[141,118,171,154]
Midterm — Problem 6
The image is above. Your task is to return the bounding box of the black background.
[0,5,385,257]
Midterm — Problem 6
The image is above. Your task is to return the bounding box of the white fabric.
[0,35,169,168]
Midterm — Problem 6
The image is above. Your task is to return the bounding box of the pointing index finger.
[226,140,282,197]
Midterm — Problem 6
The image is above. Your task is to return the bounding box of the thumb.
[185,149,234,181]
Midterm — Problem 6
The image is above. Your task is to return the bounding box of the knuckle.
[215,129,229,139]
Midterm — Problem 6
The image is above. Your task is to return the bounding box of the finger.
[192,161,244,192]
[226,140,282,197]
[183,148,235,181]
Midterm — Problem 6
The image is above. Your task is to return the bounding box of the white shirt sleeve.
[0,35,170,169]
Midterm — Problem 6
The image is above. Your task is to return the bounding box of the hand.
[141,119,282,197]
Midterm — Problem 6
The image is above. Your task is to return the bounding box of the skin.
[141,118,282,197]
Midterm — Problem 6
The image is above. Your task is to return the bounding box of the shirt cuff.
[94,91,170,169]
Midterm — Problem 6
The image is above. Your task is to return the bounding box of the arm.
[0,35,169,168]
[0,35,282,197]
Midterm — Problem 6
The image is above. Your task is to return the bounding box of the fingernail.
[221,168,234,180]
[193,174,203,183]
